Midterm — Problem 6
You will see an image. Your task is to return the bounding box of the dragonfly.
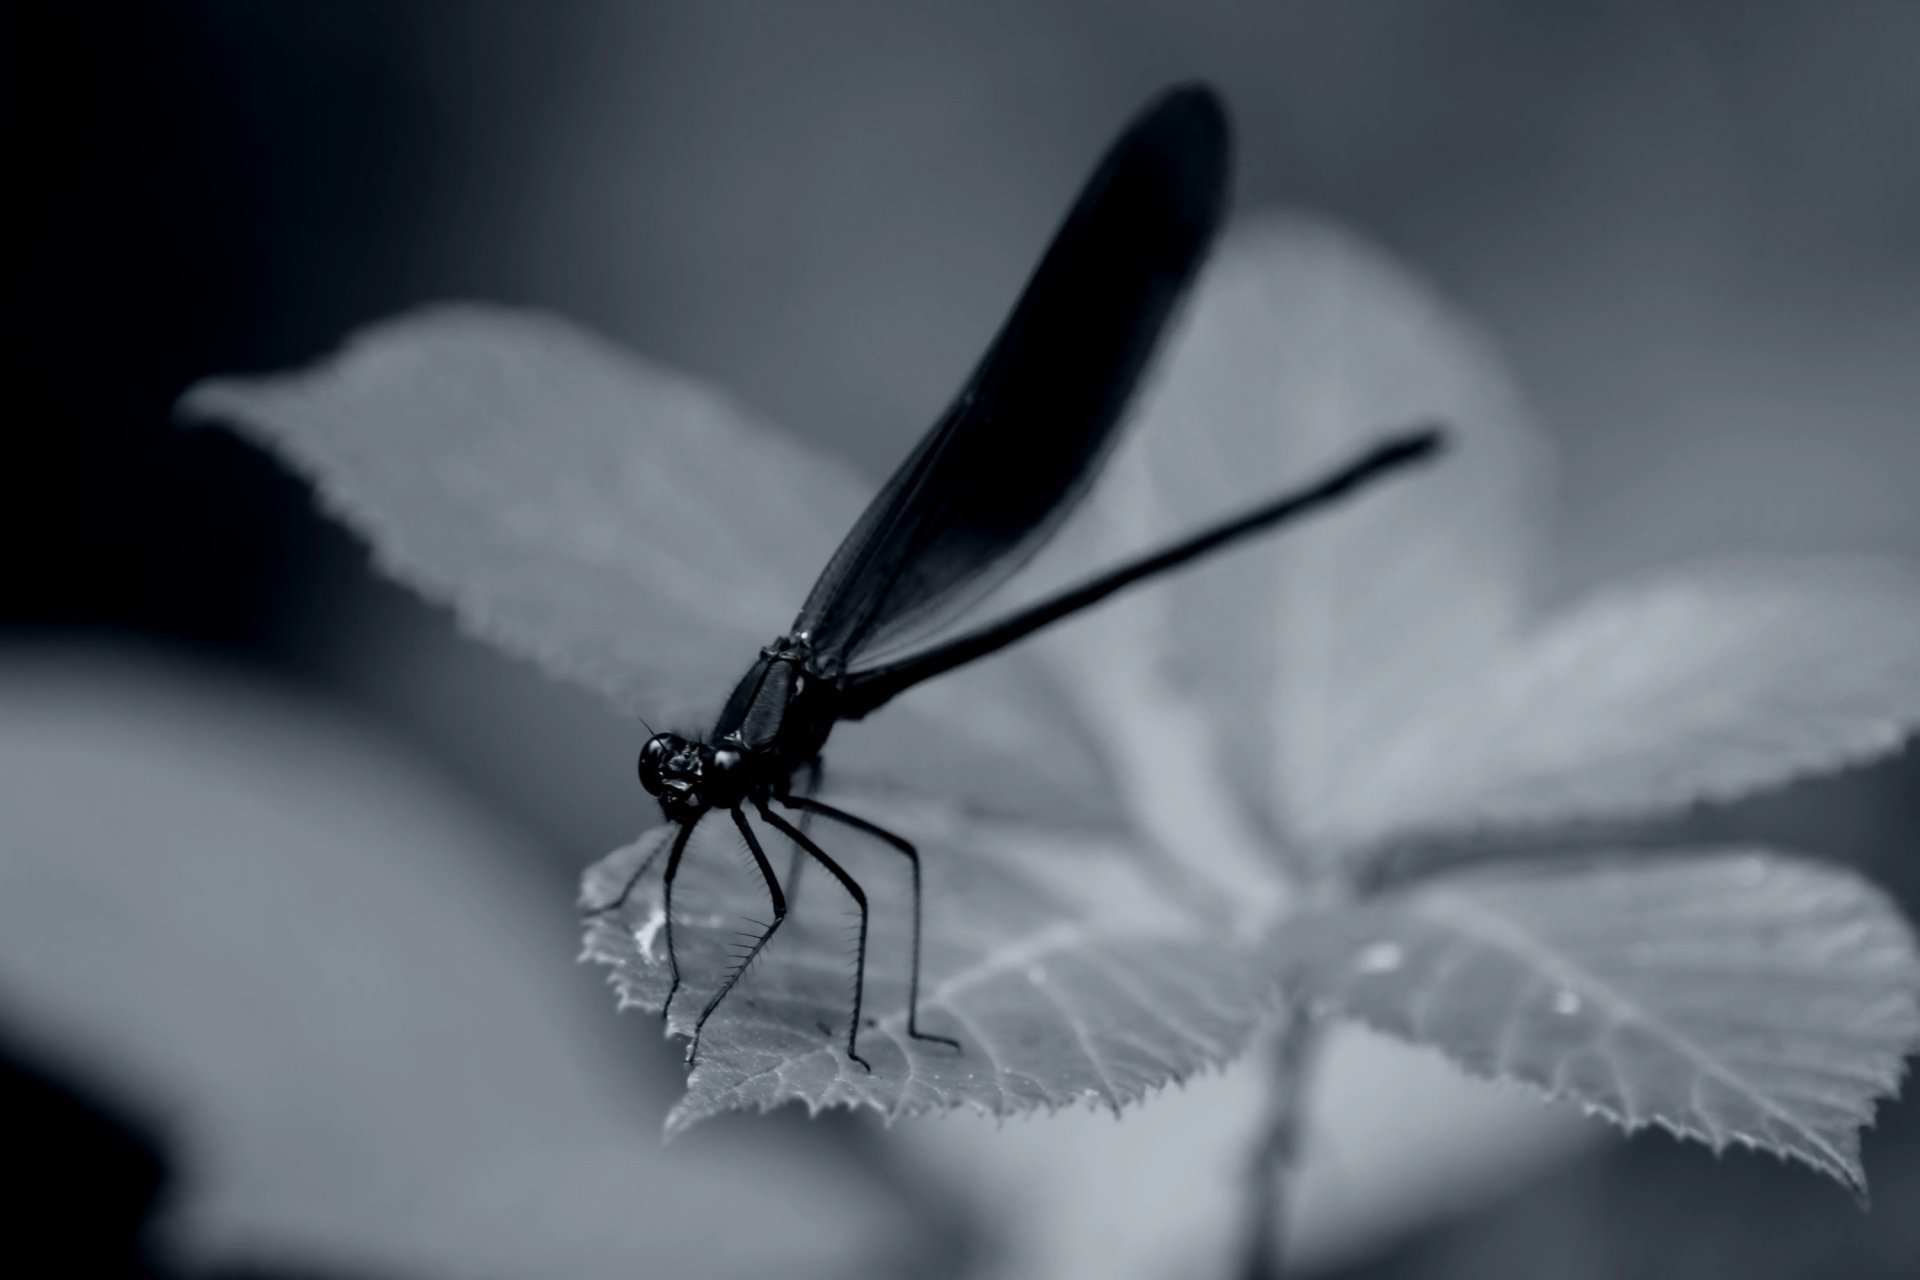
[588,83,1444,1071]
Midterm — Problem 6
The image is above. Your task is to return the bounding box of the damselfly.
[588,84,1443,1070]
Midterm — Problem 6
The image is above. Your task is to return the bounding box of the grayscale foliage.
[1274,852,1920,1195]
[581,796,1272,1133]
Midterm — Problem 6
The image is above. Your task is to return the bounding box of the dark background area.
[7,3,1918,1277]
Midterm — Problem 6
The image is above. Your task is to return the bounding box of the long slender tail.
[841,426,1445,716]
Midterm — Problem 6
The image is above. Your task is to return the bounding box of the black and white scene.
[9,4,1920,1278]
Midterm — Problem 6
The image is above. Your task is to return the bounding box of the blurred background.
[7,2,1919,1277]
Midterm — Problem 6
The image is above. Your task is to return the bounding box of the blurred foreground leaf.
[582,799,1271,1133]
[0,651,916,1278]
[1274,852,1920,1194]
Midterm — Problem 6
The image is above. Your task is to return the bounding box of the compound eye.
[637,734,672,794]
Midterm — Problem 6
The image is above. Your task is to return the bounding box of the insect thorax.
[639,635,840,820]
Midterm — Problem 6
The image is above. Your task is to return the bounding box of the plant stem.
[1234,1010,1321,1280]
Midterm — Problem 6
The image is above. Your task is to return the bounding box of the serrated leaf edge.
[1282,859,1920,1200]
[580,910,1276,1137]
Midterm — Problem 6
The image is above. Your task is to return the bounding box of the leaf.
[178,306,1118,824]
[1272,851,1920,1194]
[580,795,1274,1134]
[1019,214,1550,855]
[182,307,843,719]
[1339,558,1920,851]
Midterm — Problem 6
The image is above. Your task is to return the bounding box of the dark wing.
[792,84,1231,673]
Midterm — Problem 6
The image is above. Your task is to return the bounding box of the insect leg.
[779,795,960,1051]
[685,808,790,1068]
[756,802,873,1072]
[657,817,699,1026]
[582,826,673,916]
